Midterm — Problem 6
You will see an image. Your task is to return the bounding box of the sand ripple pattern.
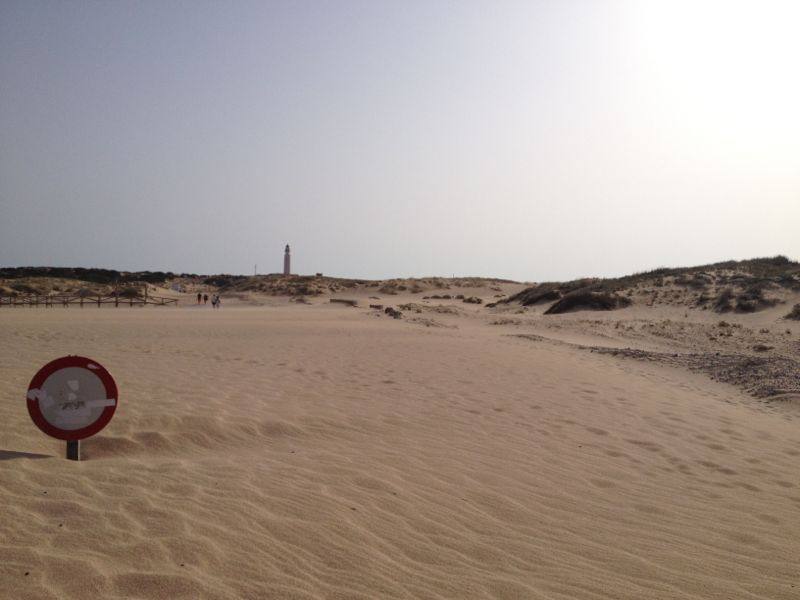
[1,307,799,599]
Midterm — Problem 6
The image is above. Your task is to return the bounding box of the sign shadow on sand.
[0,450,51,461]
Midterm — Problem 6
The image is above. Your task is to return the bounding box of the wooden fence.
[0,294,178,308]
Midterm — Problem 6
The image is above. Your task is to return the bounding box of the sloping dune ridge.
[1,294,799,599]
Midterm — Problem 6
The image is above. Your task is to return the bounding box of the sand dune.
[1,293,799,599]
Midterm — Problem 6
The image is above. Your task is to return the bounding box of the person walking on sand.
[203,293,208,305]
[197,292,202,304]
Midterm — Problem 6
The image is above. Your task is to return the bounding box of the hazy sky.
[1,1,798,281]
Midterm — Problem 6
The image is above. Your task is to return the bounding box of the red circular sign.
[27,356,118,441]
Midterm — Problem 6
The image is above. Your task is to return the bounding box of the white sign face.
[27,366,115,430]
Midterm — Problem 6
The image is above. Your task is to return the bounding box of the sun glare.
[631,0,800,154]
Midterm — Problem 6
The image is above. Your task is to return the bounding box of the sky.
[1,1,798,282]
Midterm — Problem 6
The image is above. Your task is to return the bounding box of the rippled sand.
[1,300,798,599]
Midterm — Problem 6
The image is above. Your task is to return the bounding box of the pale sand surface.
[1,297,799,599]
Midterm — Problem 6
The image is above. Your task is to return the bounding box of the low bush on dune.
[713,288,734,313]
[735,285,780,313]
[567,257,795,296]
[503,280,592,307]
[203,275,246,288]
[544,291,631,315]
[786,304,800,320]
[492,256,798,314]
[776,273,800,290]
[675,273,713,289]
[9,282,41,294]
[506,286,562,306]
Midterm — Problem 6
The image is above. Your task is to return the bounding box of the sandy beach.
[1,283,798,599]
[4,1,799,597]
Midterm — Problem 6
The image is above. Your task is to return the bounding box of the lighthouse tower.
[283,244,291,275]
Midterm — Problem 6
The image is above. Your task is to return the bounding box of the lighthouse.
[283,244,291,275]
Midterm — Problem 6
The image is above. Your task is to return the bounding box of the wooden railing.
[0,294,178,308]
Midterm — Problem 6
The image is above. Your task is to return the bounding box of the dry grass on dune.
[501,256,800,315]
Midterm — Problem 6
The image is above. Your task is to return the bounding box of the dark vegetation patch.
[0,267,174,284]
[9,282,40,295]
[609,256,800,292]
[674,272,713,289]
[515,335,800,399]
[501,256,799,312]
[203,275,248,288]
[505,284,563,306]
[589,348,800,399]
[695,293,710,307]
[777,273,800,290]
[713,288,734,313]
[786,304,800,320]
[211,274,366,296]
[544,291,632,314]
[734,285,781,313]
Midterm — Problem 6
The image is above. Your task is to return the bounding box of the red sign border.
[27,355,118,441]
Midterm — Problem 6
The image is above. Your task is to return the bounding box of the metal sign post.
[66,440,80,461]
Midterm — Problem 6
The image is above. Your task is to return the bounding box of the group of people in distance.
[196,292,221,309]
